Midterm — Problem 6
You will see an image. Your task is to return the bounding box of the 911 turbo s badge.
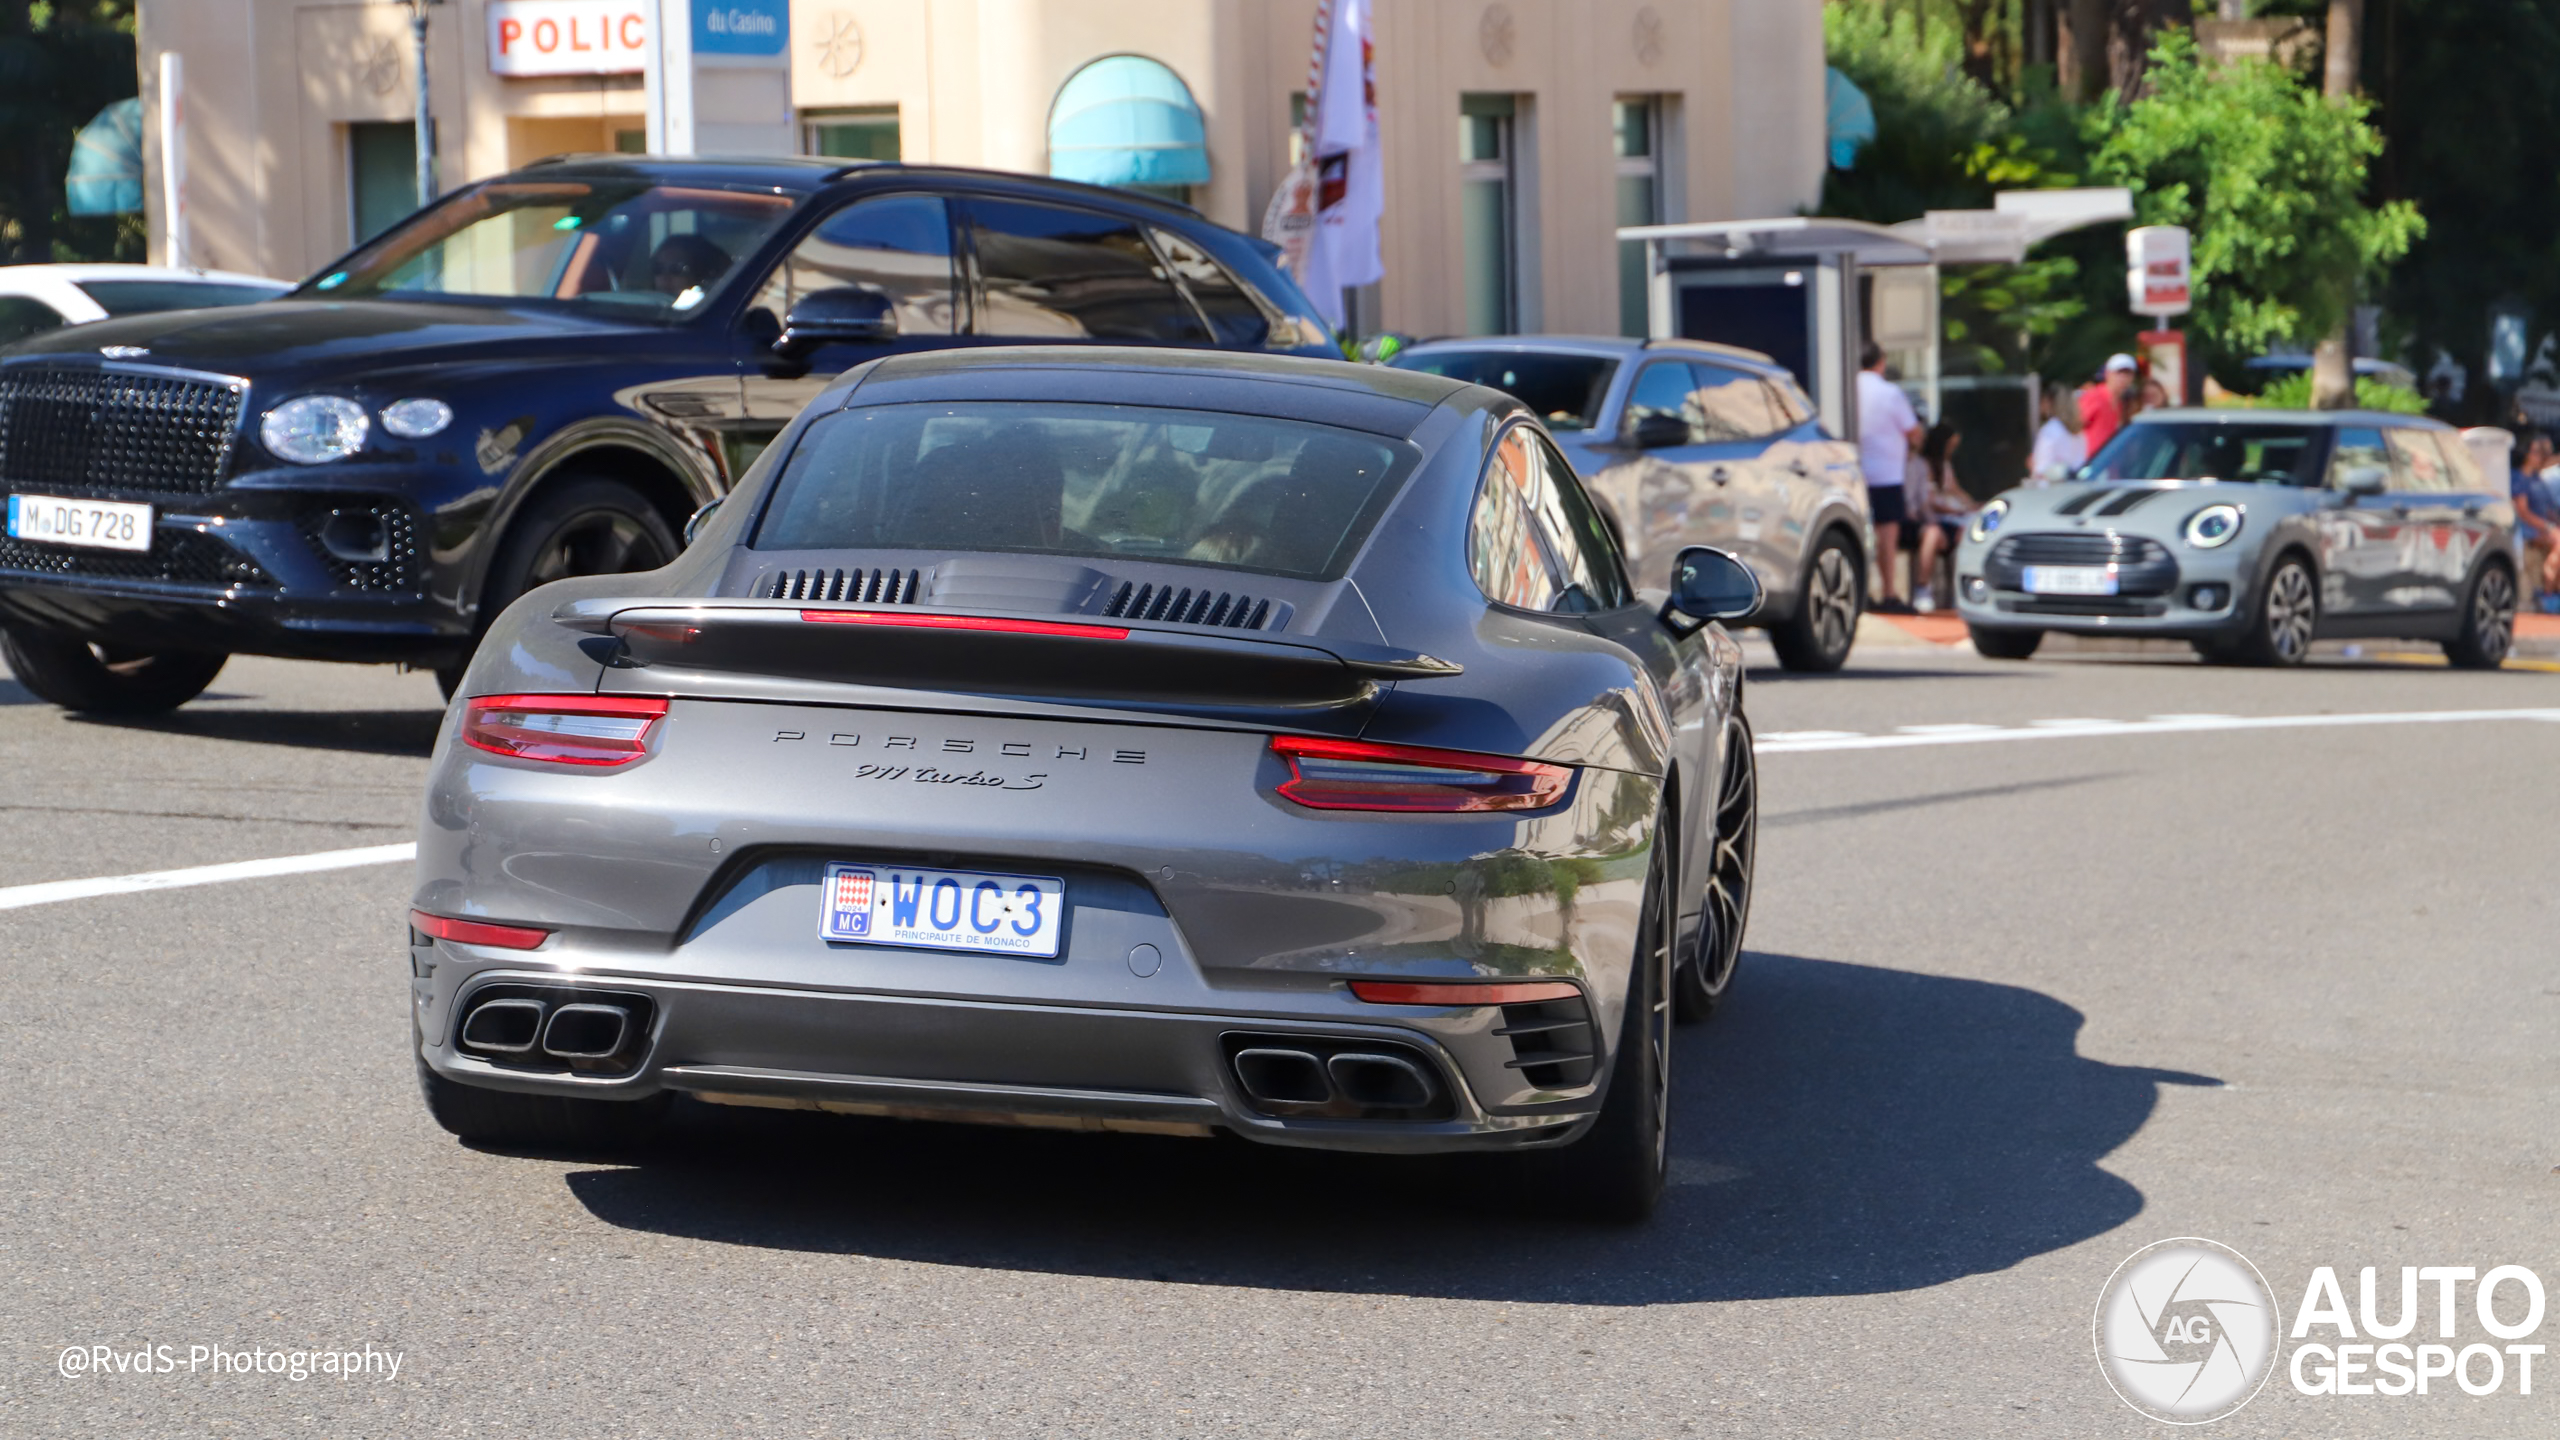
[772,727,1146,791]
[850,764,1048,790]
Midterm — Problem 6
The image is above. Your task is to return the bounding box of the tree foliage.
[2090,31,2422,366]
[0,1,143,264]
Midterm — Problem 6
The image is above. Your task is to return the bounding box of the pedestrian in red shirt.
[2078,354,2139,455]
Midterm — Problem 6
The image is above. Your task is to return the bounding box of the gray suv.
[1392,336,1872,670]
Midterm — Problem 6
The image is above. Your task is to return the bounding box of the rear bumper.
[411,956,1600,1155]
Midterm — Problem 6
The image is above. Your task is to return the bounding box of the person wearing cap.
[2078,353,2139,454]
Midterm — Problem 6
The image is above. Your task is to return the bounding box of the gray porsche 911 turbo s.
[408,346,1762,1218]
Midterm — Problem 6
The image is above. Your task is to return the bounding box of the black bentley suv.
[0,157,1334,710]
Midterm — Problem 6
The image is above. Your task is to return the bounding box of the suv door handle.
[1786,459,1811,477]
[1708,466,1733,485]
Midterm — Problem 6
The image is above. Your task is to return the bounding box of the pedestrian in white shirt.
[1855,342,1925,614]
[2029,385,2086,485]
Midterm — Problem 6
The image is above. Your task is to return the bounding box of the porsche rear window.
[754,401,1417,580]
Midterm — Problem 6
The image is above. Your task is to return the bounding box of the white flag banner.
[1294,0,1382,329]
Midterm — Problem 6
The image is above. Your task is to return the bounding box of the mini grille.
[0,531,271,588]
[297,503,422,593]
[0,367,243,496]
[762,567,924,602]
[1101,581,1272,629]
[1496,994,1598,1090]
[1985,531,2180,598]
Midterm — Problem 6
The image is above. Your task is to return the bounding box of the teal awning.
[1825,68,1875,171]
[68,97,144,216]
[1047,55,1211,189]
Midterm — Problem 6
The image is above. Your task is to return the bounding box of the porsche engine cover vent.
[761,567,927,603]
[1102,581,1274,630]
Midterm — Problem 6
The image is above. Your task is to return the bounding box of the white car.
[0,264,287,348]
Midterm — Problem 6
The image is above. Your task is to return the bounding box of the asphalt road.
[2,627,2554,1437]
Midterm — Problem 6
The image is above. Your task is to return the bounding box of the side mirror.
[2337,464,2389,497]
[775,286,896,355]
[683,496,722,547]
[1665,545,1762,626]
[1625,412,1692,450]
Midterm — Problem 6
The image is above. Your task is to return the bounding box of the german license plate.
[5,493,152,553]
[2021,565,2117,596]
[818,862,1065,958]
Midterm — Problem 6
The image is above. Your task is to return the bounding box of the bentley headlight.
[1968,497,2009,543]
[261,395,369,464]
[2183,503,2244,549]
[380,397,453,440]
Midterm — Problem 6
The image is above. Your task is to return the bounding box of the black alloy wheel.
[2444,562,2516,670]
[1549,819,1675,1222]
[2234,556,2318,667]
[1768,531,1861,672]
[440,475,679,698]
[1675,715,1756,1023]
[0,627,227,715]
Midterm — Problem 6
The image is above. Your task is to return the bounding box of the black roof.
[516,155,1210,220]
[838,346,1469,439]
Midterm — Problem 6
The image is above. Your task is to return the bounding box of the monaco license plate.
[5,493,152,553]
[2021,564,2118,596]
[818,862,1066,959]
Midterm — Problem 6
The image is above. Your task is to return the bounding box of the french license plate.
[2021,565,2118,596]
[5,493,152,553]
[818,862,1066,959]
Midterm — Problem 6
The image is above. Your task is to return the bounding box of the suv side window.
[1470,426,1562,611]
[746,194,959,336]
[2329,427,2389,489]
[1689,361,1784,441]
[1621,360,1700,445]
[1526,431,1632,611]
[1766,375,1815,429]
[1148,227,1270,347]
[964,198,1211,342]
[2385,428,2452,493]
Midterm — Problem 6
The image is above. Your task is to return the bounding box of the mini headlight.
[260,395,368,464]
[1968,498,2010,543]
[380,397,453,440]
[2183,503,2244,548]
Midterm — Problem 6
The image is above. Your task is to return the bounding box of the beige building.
[133,0,1825,338]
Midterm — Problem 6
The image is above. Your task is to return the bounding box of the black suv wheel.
[0,628,227,714]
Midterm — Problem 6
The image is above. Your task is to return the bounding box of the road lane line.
[1756,706,2560,755]
[0,842,416,912]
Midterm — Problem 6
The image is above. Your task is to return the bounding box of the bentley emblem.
[98,345,150,359]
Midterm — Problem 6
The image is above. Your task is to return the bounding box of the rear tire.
[0,627,226,714]
[2234,555,2318,667]
[1673,716,1755,1024]
[1540,822,1673,1223]
[1767,531,1861,672]
[1967,624,2042,661]
[417,1059,668,1152]
[2444,562,2516,670]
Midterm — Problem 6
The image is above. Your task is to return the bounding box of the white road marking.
[1757,729,1864,742]
[1756,706,2560,755]
[0,842,416,912]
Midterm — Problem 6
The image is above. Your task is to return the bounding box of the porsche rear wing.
[552,599,1460,709]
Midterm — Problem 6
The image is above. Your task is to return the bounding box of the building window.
[1460,95,1518,336]
[348,121,417,246]
[1615,98,1663,337]
[805,107,901,161]
[613,127,646,155]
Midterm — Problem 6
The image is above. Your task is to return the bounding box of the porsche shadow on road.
[561,954,2216,1304]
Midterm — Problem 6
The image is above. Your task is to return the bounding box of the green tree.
[0,1,142,263]
[2089,30,2421,382]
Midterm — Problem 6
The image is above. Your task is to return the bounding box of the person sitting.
[647,233,732,300]
[1913,422,1977,611]
[2029,385,2087,485]
[2510,428,2560,609]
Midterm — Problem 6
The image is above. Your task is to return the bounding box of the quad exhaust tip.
[1226,1040,1446,1118]
[454,988,651,1072]
[541,1003,632,1060]
[457,997,545,1055]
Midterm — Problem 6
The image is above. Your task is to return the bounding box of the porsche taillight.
[460,694,668,767]
[1269,735,1571,813]
[409,910,553,950]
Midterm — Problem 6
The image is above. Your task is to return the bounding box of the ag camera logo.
[2094,1238,2281,1423]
